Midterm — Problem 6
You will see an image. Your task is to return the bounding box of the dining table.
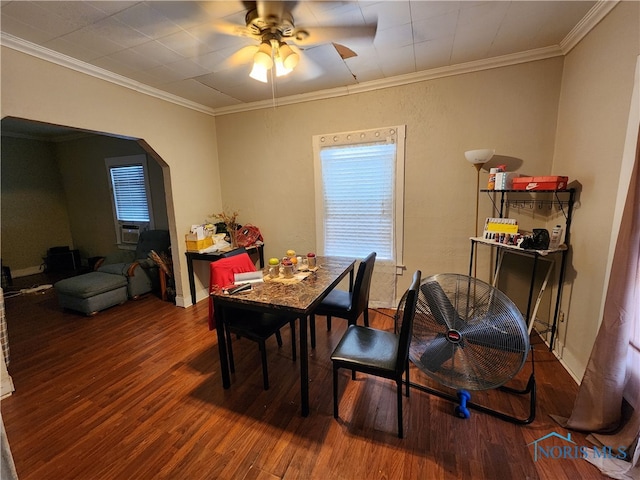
[211,255,355,417]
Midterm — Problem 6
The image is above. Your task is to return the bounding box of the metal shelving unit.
[469,188,575,350]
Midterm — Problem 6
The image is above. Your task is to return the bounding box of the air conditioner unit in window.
[121,224,141,244]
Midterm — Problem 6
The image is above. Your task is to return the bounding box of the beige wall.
[55,135,167,258]
[551,1,640,378]
[1,136,74,273]
[214,2,639,382]
[1,47,223,306]
[1,2,637,382]
[0,132,163,274]
[215,58,564,296]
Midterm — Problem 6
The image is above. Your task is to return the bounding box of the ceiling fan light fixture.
[274,57,292,77]
[249,62,269,83]
[279,42,299,70]
[254,41,273,69]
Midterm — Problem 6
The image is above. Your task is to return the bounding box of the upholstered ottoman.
[54,272,128,315]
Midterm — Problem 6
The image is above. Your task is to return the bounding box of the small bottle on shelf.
[549,225,563,249]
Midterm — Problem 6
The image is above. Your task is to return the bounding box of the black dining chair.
[330,270,421,438]
[222,308,297,390]
[210,254,296,390]
[309,252,376,348]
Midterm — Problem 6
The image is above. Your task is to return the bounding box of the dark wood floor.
[1,274,606,479]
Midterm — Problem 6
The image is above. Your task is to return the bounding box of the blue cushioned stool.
[54,272,128,315]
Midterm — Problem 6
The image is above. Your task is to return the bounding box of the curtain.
[552,67,640,477]
[1,414,18,480]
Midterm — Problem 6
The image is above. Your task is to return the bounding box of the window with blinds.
[313,126,406,308]
[105,154,152,244]
[320,143,396,259]
[109,164,150,222]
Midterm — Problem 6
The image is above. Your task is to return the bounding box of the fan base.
[405,373,536,425]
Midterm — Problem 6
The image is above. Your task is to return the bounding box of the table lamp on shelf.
[465,149,495,238]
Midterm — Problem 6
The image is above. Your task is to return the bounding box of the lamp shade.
[254,42,273,69]
[274,57,291,77]
[279,43,299,70]
[249,39,300,82]
[249,63,269,83]
[465,149,495,165]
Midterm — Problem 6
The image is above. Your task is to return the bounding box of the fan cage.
[410,273,530,391]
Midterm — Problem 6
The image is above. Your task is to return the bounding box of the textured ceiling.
[1,0,604,119]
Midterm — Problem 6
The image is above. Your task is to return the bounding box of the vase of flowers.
[209,210,239,248]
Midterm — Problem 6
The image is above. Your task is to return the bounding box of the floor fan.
[409,273,536,424]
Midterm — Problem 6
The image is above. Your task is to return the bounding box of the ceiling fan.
[214,1,377,82]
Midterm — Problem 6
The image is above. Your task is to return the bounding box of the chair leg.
[397,378,404,438]
[326,315,332,331]
[275,330,283,347]
[405,358,410,397]
[259,341,269,390]
[333,364,339,418]
[290,320,297,361]
[225,326,236,373]
[363,308,369,327]
[310,314,316,349]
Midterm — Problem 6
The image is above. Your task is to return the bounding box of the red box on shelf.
[512,176,569,191]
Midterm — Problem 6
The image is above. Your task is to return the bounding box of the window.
[109,164,150,222]
[105,154,153,244]
[313,126,406,307]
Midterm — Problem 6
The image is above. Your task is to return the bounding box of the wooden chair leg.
[159,269,167,301]
[363,308,369,327]
[326,315,332,331]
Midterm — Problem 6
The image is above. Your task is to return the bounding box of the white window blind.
[313,126,406,308]
[105,154,153,245]
[320,143,395,259]
[109,165,150,222]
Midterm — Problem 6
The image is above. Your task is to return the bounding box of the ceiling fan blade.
[290,25,377,47]
[218,45,258,70]
[290,50,324,80]
[211,20,259,40]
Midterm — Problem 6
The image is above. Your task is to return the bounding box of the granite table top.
[210,256,355,315]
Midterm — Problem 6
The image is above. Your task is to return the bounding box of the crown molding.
[1,0,613,117]
[0,32,217,116]
[561,0,619,54]
[214,45,565,115]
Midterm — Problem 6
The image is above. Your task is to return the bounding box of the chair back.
[394,271,421,376]
[208,252,256,330]
[351,252,377,317]
[135,230,170,260]
[221,247,247,258]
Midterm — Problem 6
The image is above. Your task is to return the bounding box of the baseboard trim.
[535,333,582,385]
